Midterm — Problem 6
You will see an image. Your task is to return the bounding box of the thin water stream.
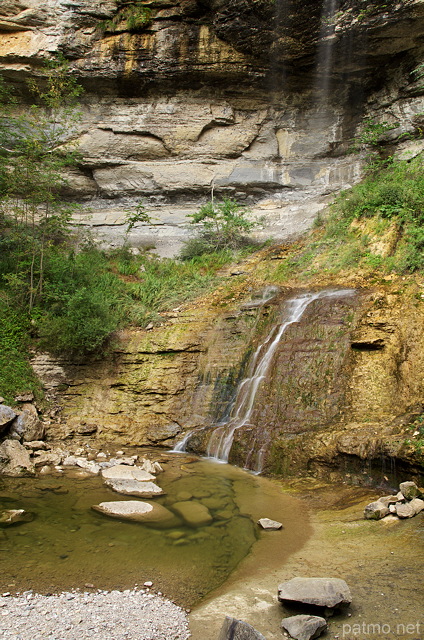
[0,455,311,606]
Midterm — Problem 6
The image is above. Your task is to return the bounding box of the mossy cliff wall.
[33,262,424,477]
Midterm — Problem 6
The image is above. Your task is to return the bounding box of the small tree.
[0,55,83,311]
[181,198,261,258]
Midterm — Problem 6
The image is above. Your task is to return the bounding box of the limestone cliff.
[1,0,423,254]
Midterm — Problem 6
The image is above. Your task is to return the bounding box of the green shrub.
[181,198,262,258]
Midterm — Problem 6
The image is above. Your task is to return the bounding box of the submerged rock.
[92,500,177,526]
[0,509,32,526]
[0,440,35,476]
[281,615,327,640]
[258,518,283,530]
[104,478,164,497]
[218,616,267,640]
[172,501,213,526]
[278,577,352,610]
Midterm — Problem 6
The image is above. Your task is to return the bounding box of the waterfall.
[173,288,355,469]
[314,0,340,105]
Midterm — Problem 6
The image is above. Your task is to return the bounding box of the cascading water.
[314,0,340,105]
[173,288,355,470]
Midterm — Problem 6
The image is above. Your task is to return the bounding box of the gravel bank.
[0,589,190,640]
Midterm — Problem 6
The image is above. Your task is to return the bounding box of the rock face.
[278,578,352,610]
[281,615,327,640]
[1,1,423,256]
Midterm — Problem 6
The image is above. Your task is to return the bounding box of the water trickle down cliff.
[5,0,423,478]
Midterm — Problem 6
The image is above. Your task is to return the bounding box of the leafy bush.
[181,198,261,259]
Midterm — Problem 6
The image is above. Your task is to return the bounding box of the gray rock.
[378,495,398,508]
[0,440,35,476]
[395,502,415,518]
[92,500,178,526]
[62,456,101,474]
[33,452,63,468]
[278,577,352,609]
[364,501,390,520]
[258,518,283,530]
[409,498,424,515]
[23,441,49,451]
[9,404,44,442]
[172,501,213,526]
[101,465,155,482]
[104,478,164,497]
[0,405,16,433]
[218,616,267,640]
[281,615,327,640]
[399,481,419,500]
[395,498,424,518]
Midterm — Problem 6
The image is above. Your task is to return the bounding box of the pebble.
[0,589,189,640]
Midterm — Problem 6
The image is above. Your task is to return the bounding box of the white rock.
[101,465,155,482]
[258,517,283,530]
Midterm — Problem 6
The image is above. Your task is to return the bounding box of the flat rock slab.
[218,616,267,640]
[104,478,164,497]
[172,501,213,526]
[101,465,155,482]
[258,518,283,530]
[278,577,352,609]
[0,509,32,525]
[282,615,327,640]
[92,500,177,526]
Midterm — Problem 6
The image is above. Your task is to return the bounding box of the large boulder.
[0,405,16,434]
[9,404,44,442]
[399,481,420,500]
[104,478,164,497]
[0,439,35,476]
[218,616,267,640]
[281,615,327,640]
[92,500,178,527]
[278,578,352,610]
[171,501,213,526]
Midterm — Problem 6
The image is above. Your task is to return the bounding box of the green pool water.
[0,454,308,605]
